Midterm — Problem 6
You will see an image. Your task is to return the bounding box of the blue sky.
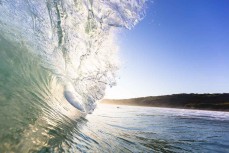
[105,0,229,99]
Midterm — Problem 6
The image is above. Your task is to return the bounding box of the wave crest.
[0,0,147,112]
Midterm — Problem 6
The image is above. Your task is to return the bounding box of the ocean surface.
[1,0,229,152]
[85,105,229,153]
[2,104,229,152]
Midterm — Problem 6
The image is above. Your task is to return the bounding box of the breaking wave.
[0,0,146,152]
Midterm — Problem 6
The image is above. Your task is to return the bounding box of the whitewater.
[0,0,146,152]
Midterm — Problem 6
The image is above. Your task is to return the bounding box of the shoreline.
[99,103,229,112]
[100,93,229,112]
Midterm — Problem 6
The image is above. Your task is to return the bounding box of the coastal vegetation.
[101,94,229,111]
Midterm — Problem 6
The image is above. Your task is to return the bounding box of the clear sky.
[105,0,229,99]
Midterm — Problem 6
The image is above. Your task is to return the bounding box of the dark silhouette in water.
[101,93,229,111]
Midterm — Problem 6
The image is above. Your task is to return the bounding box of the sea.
[2,103,229,152]
[83,105,229,153]
[0,0,229,152]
